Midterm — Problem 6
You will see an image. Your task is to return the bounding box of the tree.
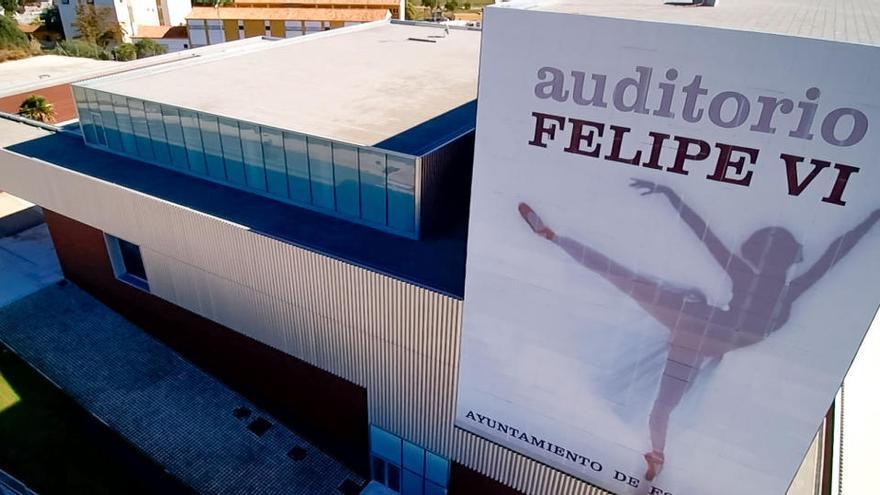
[18,95,56,123]
[1,0,23,18]
[39,5,63,34]
[405,0,416,20]
[444,0,457,12]
[463,2,471,9]
[421,0,436,9]
[72,5,122,47]
[134,38,165,58]
[112,42,136,61]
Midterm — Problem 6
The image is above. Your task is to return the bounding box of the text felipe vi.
[528,65,868,207]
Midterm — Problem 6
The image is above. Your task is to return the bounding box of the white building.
[12,0,53,25]
[57,0,192,44]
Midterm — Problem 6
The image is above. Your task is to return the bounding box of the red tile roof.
[0,84,76,123]
[133,25,189,39]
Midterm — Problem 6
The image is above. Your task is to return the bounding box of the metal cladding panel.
[0,147,627,495]
[417,131,475,237]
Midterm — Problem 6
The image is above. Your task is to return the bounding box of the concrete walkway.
[0,224,62,307]
[0,280,363,494]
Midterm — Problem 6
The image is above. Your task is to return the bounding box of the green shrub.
[112,42,136,61]
[134,39,165,58]
[51,39,108,59]
[0,14,28,50]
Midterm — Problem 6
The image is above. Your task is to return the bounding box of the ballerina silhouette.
[518,179,880,482]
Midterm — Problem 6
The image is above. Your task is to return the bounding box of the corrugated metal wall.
[418,132,475,237]
[0,147,607,495]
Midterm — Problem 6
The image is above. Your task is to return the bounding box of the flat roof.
[0,38,287,101]
[77,21,481,149]
[0,55,119,99]
[525,0,880,46]
[186,6,390,21]
[1,119,467,298]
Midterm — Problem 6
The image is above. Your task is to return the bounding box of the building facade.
[185,0,397,47]
[0,6,846,495]
[58,0,192,43]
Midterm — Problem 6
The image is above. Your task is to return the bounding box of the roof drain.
[666,0,717,6]
[408,24,450,43]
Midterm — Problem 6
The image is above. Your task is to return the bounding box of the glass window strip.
[77,97,420,236]
[218,117,246,185]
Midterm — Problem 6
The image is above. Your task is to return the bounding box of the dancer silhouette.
[518,179,880,482]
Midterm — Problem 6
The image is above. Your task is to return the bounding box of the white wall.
[56,0,158,43]
[124,0,161,42]
[161,0,192,26]
[157,37,189,52]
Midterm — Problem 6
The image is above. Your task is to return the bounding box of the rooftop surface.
[77,21,481,149]
[0,38,284,119]
[0,119,468,298]
[526,0,880,46]
[0,56,118,99]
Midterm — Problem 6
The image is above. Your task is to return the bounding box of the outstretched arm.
[789,209,880,300]
[630,179,750,275]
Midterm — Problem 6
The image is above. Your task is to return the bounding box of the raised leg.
[519,202,556,240]
[645,345,702,480]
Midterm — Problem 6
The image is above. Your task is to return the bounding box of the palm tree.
[18,95,56,123]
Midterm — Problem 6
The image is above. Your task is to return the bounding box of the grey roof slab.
[77,21,481,147]
[526,0,880,46]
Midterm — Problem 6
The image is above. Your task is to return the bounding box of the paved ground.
[0,224,62,307]
[0,283,364,495]
[0,226,364,495]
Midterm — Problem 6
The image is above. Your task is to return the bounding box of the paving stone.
[0,283,364,495]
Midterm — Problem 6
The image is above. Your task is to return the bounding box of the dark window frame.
[105,234,150,291]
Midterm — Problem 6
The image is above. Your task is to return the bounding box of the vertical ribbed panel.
[418,132,475,236]
[0,147,624,495]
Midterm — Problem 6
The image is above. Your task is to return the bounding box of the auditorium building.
[0,1,859,493]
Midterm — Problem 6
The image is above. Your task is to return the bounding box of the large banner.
[456,7,880,495]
